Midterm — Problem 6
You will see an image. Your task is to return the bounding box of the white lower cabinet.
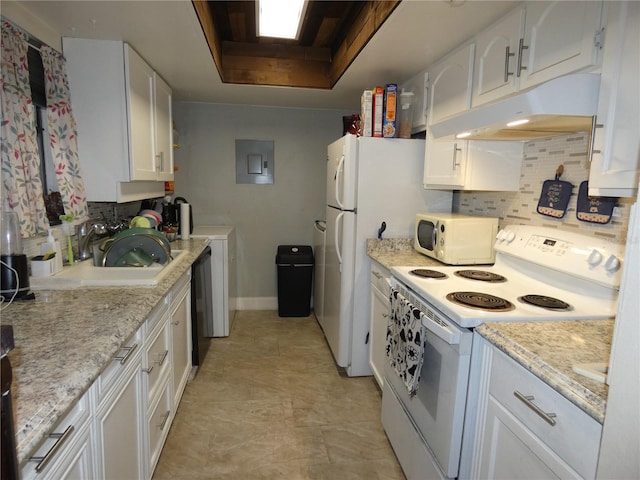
[22,273,193,480]
[93,335,145,480]
[21,392,94,480]
[369,261,391,388]
[467,336,602,479]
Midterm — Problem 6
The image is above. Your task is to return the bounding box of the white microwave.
[414,213,499,265]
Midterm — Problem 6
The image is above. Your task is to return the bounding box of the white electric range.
[382,224,624,480]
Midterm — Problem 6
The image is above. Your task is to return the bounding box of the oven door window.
[417,220,436,251]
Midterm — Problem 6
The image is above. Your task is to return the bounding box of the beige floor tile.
[152,311,405,480]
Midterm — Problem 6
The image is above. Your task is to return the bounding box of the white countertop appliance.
[190,226,236,337]
[383,224,624,479]
[322,134,452,377]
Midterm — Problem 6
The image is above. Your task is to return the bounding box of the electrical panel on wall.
[235,139,274,184]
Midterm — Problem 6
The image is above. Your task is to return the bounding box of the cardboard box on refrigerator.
[383,83,398,138]
[360,89,373,137]
[372,86,384,137]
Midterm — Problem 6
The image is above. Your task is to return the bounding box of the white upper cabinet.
[588,1,640,198]
[472,1,603,107]
[64,38,173,202]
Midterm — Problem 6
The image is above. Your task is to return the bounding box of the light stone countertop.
[2,238,209,465]
[476,321,612,423]
[366,238,611,424]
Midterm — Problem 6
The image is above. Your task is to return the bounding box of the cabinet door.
[369,276,389,389]
[519,1,602,90]
[125,45,156,181]
[94,355,144,480]
[427,43,474,125]
[479,397,581,479]
[424,135,468,188]
[589,1,639,197]
[472,8,523,107]
[154,73,174,181]
[171,282,192,407]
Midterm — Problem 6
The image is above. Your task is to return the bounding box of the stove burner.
[446,292,515,311]
[519,294,572,310]
[454,270,507,283]
[410,269,448,279]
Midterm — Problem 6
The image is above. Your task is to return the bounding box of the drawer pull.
[30,425,75,472]
[158,410,171,430]
[143,365,154,375]
[156,350,169,366]
[372,271,383,280]
[514,390,557,426]
[113,343,138,365]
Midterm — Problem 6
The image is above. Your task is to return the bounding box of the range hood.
[429,73,601,141]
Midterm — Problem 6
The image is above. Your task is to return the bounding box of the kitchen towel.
[386,288,427,395]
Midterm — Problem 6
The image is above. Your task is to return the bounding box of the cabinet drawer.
[147,381,172,475]
[489,348,602,478]
[21,390,92,479]
[370,263,391,296]
[93,328,144,406]
[144,316,171,406]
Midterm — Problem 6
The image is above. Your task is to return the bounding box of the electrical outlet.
[612,206,622,218]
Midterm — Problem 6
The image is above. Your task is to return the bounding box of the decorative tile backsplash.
[455,134,632,244]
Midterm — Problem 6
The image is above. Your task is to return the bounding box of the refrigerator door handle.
[335,211,344,272]
[334,154,345,209]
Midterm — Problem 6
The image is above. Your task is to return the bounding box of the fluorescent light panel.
[258,0,307,39]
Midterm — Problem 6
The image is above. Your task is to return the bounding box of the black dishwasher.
[191,247,212,367]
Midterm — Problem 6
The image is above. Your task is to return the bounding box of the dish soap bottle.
[41,230,63,273]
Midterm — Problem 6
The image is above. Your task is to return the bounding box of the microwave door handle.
[432,221,438,250]
[334,155,345,209]
[335,211,344,272]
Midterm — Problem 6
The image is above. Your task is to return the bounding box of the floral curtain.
[40,46,89,223]
[0,20,48,237]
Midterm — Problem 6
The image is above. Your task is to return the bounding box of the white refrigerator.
[322,135,452,376]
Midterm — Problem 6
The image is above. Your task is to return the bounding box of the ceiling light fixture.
[257,0,307,40]
[455,131,471,138]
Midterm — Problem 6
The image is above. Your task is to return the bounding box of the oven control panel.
[495,225,624,289]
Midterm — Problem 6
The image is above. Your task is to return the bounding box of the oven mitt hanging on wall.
[576,181,617,224]
[537,165,573,218]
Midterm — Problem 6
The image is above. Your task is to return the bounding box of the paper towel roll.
[180,203,190,239]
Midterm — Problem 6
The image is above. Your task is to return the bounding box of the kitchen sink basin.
[30,250,185,289]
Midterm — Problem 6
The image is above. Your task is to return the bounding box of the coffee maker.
[1,209,30,299]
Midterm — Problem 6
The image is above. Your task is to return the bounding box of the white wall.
[172,102,350,307]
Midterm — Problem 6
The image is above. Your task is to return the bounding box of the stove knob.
[604,255,621,273]
[587,249,603,266]
[504,230,516,243]
[496,229,506,241]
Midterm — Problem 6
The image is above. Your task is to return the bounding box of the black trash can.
[276,245,314,317]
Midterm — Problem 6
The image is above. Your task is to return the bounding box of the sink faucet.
[77,221,107,261]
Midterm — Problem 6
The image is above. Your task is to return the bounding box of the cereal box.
[383,83,397,138]
[372,86,384,137]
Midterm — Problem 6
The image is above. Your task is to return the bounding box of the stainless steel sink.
[30,250,184,289]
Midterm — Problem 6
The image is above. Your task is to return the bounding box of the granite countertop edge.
[4,238,209,465]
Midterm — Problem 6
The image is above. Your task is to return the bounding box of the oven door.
[383,299,473,478]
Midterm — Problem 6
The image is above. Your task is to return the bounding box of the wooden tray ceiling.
[192,1,400,89]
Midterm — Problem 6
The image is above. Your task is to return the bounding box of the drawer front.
[147,381,172,475]
[370,262,391,295]
[489,348,602,478]
[21,391,92,479]
[94,327,144,406]
[144,318,171,406]
[146,300,170,334]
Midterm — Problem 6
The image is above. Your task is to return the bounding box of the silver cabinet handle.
[157,350,169,367]
[172,320,180,326]
[504,45,515,82]
[142,365,154,375]
[158,410,171,430]
[517,38,528,77]
[382,313,390,318]
[113,343,138,365]
[588,116,604,161]
[452,143,462,169]
[30,425,75,472]
[372,271,383,280]
[514,390,557,426]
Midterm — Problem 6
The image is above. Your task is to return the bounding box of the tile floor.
[152,310,405,480]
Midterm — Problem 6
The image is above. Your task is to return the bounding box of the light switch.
[247,154,263,174]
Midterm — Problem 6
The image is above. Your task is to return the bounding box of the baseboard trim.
[235,296,278,310]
